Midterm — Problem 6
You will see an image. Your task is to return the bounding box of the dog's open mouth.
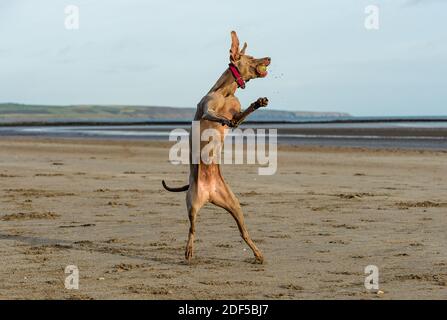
[256,64,268,77]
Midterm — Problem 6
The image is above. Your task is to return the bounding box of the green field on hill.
[0,103,350,123]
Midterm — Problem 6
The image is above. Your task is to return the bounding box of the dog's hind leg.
[185,186,206,262]
[210,180,264,263]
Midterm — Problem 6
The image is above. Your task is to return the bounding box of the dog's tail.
[162,180,189,192]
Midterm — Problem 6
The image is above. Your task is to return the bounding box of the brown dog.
[162,31,271,263]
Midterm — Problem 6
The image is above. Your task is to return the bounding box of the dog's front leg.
[231,97,269,127]
[202,107,233,126]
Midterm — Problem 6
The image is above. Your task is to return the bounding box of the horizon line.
[1,102,447,118]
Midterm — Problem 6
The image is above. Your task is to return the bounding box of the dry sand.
[0,137,446,299]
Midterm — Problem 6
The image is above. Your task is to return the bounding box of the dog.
[162,31,271,263]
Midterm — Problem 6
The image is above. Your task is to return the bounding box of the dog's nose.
[265,57,271,65]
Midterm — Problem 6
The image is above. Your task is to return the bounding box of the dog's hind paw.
[254,254,265,264]
[185,246,194,262]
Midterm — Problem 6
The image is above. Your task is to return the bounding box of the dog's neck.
[208,69,238,97]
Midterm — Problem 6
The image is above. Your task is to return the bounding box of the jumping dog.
[162,31,271,263]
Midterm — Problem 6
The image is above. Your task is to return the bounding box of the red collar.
[228,63,245,89]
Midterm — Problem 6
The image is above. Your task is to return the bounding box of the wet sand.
[0,137,446,299]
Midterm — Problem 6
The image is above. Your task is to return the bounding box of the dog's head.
[229,31,271,81]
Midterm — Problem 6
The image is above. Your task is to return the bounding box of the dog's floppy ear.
[240,42,247,55]
[230,31,240,62]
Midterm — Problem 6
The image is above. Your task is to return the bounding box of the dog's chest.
[221,97,241,117]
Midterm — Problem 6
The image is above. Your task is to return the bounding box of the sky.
[0,0,446,116]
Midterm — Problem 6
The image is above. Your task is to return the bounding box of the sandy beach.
[0,137,446,299]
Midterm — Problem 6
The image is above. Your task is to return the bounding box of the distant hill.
[0,103,351,123]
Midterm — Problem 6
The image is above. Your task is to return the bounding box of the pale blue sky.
[0,0,446,116]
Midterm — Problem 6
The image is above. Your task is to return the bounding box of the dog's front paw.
[229,118,240,128]
[221,118,239,128]
[220,118,232,127]
[254,97,269,109]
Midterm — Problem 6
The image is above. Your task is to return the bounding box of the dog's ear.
[230,31,240,62]
[240,42,247,55]
[241,42,247,56]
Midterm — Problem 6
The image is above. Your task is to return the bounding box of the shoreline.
[1,124,447,150]
[1,117,447,127]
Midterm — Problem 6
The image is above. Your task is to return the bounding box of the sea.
[1,117,446,150]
